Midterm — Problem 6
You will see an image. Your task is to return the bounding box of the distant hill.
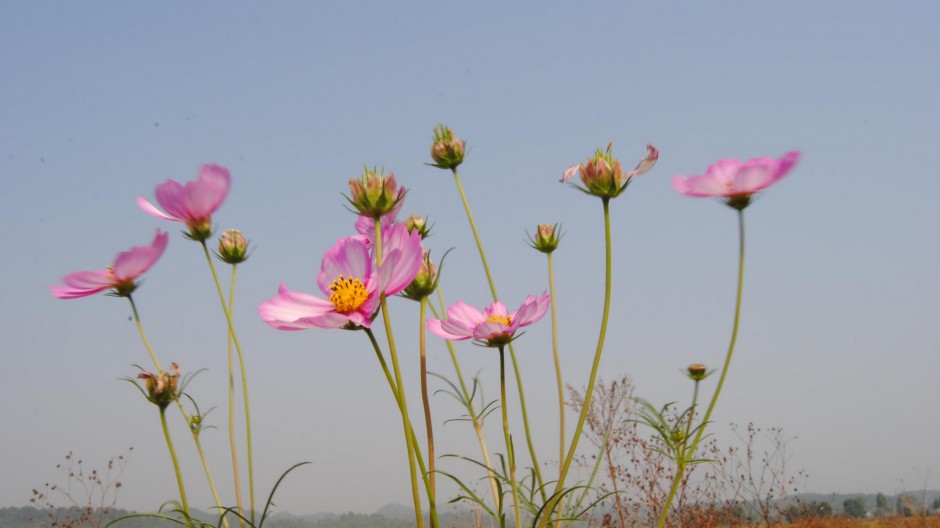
[4,491,937,528]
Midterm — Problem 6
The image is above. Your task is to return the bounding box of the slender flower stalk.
[541,198,614,528]
[372,220,424,528]
[363,328,437,528]
[547,251,566,516]
[449,166,546,500]
[199,240,256,524]
[499,346,522,528]
[656,210,746,528]
[128,295,164,372]
[159,408,190,519]
[529,224,565,497]
[418,296,436,510]
[227,265,247,527]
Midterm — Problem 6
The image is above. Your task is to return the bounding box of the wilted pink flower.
[51,230,169,299]
[427,293,550,347]
[259,223,422,330]
[672,151,800,209]
[137,362,181,409]
[561,143,658,199]
[137,164,231,240]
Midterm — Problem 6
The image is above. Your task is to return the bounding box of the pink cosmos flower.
[427,293,551,347]
[671,151,800,209]
[258,223,423,330]
[51,230,169,299]
[137,164,231,240]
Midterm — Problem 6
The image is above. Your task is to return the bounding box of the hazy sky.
[2,1,937,517]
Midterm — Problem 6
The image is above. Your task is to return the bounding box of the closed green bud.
[217,229,249,264]
[429,125,466,170]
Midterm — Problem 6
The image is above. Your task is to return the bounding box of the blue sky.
[2,1,938,516]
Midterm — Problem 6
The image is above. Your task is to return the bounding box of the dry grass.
[769,516,940,528]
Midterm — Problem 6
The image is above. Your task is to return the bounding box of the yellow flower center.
[329,275,369,313]
[485,314,512,325]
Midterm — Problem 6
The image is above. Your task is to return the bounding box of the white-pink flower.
[672,151,800,209]
[51,230,169,299]
[427,293,550,347]
[259,223,423,330]
[137,164,231,239]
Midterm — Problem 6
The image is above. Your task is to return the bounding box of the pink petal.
[472,321,511,341]
[50,270,114,299]
[428,318,472,341]
[560,164,580,183]
[137,197,181,223]
[153,179,191,220]
[317,237,372,295]
[183,164,230,219]
[258,284,348,330]
[622,143,659,179]
[776,151,801,177]
[511,292,550,329]
[446,301,486,329]
[483,301,509,320]
[111,230,169,281]
[733,163,775,194]
[379,225,423,295]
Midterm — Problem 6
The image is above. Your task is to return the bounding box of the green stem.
[128,295,163,372]
[656,209,747,528]
[547,252,565,490]
[159,407,190,520]
[541,198,613,528]
[419,297,437,512]
[373,221,424,528]
[127,296,228,526]
[191,432,230,528]
[450,168,546,500]
[199,241,255,524]
[227,265,246,526]
[499,347,522,528]
[431,291,501,511]
[363,328,436,528]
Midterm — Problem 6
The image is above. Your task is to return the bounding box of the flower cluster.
[49,122,801,528]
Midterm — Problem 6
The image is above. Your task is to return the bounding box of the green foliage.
[842,497,867,518]
[784,500,832,522]
[896,494,917,517]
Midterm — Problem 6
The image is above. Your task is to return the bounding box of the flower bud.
[404,215,431,239]
[137,362,180,409]
[400,251,439,301]
[217,229,249,264]
[562,142,658,199]
[429,125,466,170]
[346,167,407,219]
[529,223,562,254]
[686,363,709,382]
